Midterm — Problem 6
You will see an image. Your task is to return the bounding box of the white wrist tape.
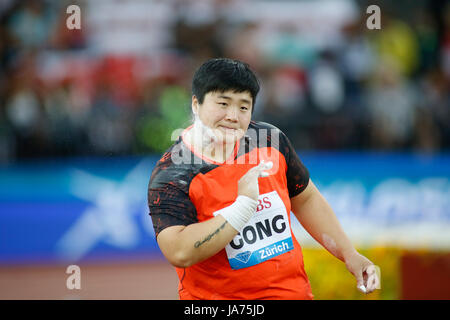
[215,195,258,232]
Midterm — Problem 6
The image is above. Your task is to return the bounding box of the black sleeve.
[148,181,198,237]
[279,130,310,198]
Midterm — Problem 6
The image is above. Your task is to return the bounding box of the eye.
[241,106,249,111]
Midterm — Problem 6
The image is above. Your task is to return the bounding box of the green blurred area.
[136,86,191,154]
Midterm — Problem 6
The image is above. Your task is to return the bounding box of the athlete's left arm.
[290,179,379,294]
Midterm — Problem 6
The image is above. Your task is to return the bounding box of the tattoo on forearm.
[194,221,228,248]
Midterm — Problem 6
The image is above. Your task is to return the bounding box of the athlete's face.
[192,90,253,145]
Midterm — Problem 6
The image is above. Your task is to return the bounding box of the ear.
[192,95,199,115]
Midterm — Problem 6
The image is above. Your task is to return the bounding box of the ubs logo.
[256,196,271,213]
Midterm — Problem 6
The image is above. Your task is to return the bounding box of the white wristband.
[215,195,258,232]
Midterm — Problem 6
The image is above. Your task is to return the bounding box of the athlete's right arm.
[156,161,272,268]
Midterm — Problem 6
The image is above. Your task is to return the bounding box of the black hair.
[191,58,260,114]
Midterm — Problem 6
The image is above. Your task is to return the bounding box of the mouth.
[218,125,238,132]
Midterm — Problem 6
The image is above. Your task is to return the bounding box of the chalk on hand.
[258,161,272,178]
[358,285,367,293]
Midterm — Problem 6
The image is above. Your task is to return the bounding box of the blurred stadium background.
[0,0,449,300]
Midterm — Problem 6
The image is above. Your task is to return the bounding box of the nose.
[225,106,238,121]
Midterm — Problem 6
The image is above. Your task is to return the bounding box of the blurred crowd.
[0,0,449,162]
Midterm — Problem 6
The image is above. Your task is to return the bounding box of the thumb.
[355,270,366,293]
[246,160,270,177]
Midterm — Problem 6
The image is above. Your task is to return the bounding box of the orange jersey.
[148,121,313,300]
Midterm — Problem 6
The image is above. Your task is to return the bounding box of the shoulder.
[246,120,290,151]
[247,120,289,141]
[248,120,283,132]
[149,138,217,192]
[149,139,191,190]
